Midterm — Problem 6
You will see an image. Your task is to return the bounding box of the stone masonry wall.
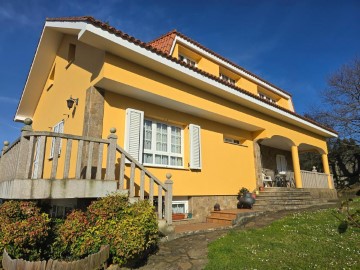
[188,195,238,222]
[260,145,293,179]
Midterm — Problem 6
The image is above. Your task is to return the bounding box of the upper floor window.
[179,54,197,67]
[68,43,76,64]
[259,93,276,104]
[219,73,236,85]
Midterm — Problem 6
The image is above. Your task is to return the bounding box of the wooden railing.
[0,120,173,224]
[301,170,329,188]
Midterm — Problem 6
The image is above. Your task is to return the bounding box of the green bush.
[51,210,90,259]
[53,194,159,266]
[0,201,51,261]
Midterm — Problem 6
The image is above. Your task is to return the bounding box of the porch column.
[291,145,302,188]
[322,154,333,189]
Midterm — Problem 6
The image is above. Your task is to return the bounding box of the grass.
[206,198,360,270]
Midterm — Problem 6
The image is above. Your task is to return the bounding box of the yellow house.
[0,16,337,223]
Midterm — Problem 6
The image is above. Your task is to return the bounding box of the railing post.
[106,128,117,180]
[15,118,33,179]
[165,173,173,225]
[0,141,10,178]
[1,141,9,156]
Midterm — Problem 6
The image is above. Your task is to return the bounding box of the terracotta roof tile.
[150,29,292,97]
[148,30,177,55]
[45,16,337,135]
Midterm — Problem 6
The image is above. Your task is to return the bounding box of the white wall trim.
[16,20,336,138]
[173,36,291,99]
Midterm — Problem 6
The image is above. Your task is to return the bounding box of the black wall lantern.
[66,96,79,110]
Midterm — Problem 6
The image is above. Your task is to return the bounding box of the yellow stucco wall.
[31,35,104,178]
[29,34,329,195]
[170,42,292,111]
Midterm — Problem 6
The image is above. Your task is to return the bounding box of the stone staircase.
[253,187,337,211]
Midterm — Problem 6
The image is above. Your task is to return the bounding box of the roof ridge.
[171,30,292,96]
[147,29,177,44]
[45,16,336,135]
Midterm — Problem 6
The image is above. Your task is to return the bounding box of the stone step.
[256,194,313,200]
[259,191,311,196]
[208,211,238,220]
[206,216,234,225]
[254,199,318,206]
[253,201,337,212]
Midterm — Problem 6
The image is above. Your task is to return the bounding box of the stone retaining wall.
[188,195,238,222]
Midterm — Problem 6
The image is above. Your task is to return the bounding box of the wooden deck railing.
[0,119,173,224]
[301,170,329,188]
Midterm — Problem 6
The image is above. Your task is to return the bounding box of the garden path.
[136,204,338,270]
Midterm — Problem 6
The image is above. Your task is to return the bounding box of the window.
[224,137,240,145]
[68,43,76,63]
[125,108,201,170]
[50,120,64,159]
[219,73,236,85]
[50,205,73,218]
[172,200,188,214]
[143,119,183,168]
[259,92,276,104]
[179,54,197,67]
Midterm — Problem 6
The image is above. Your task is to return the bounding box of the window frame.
[179,54,197,67]
[49,120,64,159]
[172,200,189,214]
[142,118,185,169]
[219,73,236,85]
[259,92,277,104]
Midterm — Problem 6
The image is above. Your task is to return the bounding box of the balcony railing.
[0,120,173,224]
[301,170,331,188]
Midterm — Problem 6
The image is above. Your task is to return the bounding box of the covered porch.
[255,135,334,189]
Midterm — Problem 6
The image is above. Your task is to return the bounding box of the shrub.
[0,201,51,261]
[51,210,90,260]
[54,194,159,266]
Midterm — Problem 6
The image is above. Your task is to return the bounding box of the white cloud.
[0,96,18,104]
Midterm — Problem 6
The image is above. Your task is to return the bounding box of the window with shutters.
[143,119,184,168]
[49,120,64,159]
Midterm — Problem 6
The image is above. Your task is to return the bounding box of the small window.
[224,137,240,145]
[220,73,236,85]
[172,200,189,214]
[68,43,76,63]
[49,65,55,81]
[179,54,197,67]
[50,205,73,218]
[50,120,64,159]
[259,92,276,104]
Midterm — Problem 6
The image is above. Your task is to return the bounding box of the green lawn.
[206,198,360,270]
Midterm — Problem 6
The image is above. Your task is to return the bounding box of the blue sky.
[0,0,359,145]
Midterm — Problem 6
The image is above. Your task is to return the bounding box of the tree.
[306,58,360,186]
[313,58,360,143]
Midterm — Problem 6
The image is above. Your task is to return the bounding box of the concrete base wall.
[303,188,338,201]
[189,195,238,222]
[0,179,124,199]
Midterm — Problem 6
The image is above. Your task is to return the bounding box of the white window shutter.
[124,108,144,163]
[189,124,202,170]
[50,120,64,158]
